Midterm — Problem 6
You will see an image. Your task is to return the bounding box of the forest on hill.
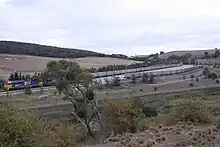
[0,41,128,59]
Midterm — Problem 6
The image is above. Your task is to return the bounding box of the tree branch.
[71,112,87,129]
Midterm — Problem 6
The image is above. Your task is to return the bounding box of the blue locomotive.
[4,79,53,91]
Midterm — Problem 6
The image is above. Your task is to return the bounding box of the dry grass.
[93,123,220,147]
[0,54,141,78]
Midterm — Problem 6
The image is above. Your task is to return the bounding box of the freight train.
[4,79,53,91]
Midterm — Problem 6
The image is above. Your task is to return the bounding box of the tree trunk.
[85,118,95,139]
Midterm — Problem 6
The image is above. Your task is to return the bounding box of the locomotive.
[4,79,53,91]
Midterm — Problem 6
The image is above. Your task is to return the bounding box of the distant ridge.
[0,41,128,59]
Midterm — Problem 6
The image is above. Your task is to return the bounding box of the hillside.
[0,41,128,59]
[0,54,141,78]
[159,49,217,59]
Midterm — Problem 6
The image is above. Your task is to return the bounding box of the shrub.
[182,75,186,80]
[189,83,194,87]
[112,77,121,87]
[216,80,220,84]
[0,103,41,147]
[203,67,211,77]
[142,73,149,83]
[172,98,212,123]
[0,103,79,147]
[212,72,218,80]
[0,79,4,89]
[191,75,195,80]
[130,74,137,84]
[102,99,147,134]
[142,106,158,117]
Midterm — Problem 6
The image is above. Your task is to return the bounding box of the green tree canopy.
[46,60,101,138]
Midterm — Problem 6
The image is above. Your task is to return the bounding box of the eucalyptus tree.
[46,60,102,138]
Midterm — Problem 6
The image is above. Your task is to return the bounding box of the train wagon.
[4,79,53,91]
[4,80,26,91]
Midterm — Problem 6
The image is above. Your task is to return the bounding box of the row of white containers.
[91,63,183,78]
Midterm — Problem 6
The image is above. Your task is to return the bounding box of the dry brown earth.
[0,54,141,78]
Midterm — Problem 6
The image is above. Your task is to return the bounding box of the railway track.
[0,86,56,96]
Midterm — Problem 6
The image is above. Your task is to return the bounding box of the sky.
[1,0,220,56]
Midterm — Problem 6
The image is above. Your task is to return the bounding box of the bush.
[112,77,121,87]
[189,83,194,87]
[142,73,149,83]
[142,106,158,117]
[191,75,195,80]
[216,80,220,84]
[0,103,79,147]
[0,103,41,147]
[203,67,211,77]
[212,72,218,80]
[0,79,4,89]
[102,99,147,134]
[130,74,137,84]
[172,98,212,123]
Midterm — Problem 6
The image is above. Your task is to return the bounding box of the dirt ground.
[86,122,220,147]
[0,54,141,78]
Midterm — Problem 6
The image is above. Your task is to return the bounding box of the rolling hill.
[0,41,128,59]
[159,49,218,59]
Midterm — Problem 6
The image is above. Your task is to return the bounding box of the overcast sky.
[1,0,220,56]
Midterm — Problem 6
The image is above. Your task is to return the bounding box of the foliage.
[24,80,32,95]
[102,99,147,134]
[191,75,195,80]
[0,79,4,89]
[214,48,220,58]
[172,98,212,123]
[148,73,155,84]
[211,73,218,80]
[204,51,209,57]
[0,103,41,147]
[166,54,191,64]
[142,106,158,117]
[130,74,137,84]
[203,67,211,77]
[92,62,149,73]
[9,72,24,81]
[0,103,82,147]
[104,78,112,88]
[112,77,121,87]
[160,51,165,55]
[142,73,149,83]
[46,60,101,138]
[0,41,128,59]
[216,80,219,84]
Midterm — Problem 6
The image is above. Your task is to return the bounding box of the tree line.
[88,62,151,73]
[7,72,51,84]
[0,41,128,59]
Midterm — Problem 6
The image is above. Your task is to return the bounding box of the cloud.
[1,0,220,56]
